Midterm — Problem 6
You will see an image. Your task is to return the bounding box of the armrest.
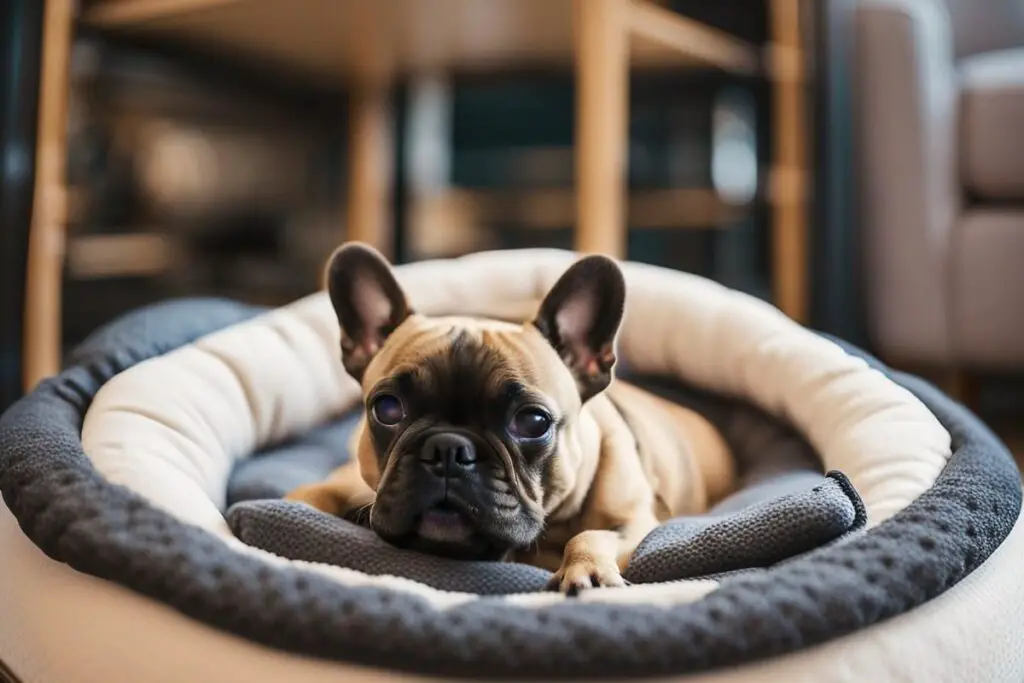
[855,0,961,364]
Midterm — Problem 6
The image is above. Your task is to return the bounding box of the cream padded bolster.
[82,248,951,561]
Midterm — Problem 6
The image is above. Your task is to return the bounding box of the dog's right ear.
[532,254,626,402]
[325,243,412,381]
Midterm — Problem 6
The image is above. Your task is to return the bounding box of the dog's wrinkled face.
[353,319,574,561]
[325,244,625,560]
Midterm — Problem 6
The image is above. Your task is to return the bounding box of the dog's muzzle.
[370,428,539,561]
[413,432,479,544]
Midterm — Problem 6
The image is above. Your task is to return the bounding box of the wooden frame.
[23,0,75,390]
[346,84,395,259]
[23,0,808,388]
[573,0,631,257]
[768,0,809,323]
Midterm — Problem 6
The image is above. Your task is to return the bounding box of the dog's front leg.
[285,460,376,519]
[546,509,659,595]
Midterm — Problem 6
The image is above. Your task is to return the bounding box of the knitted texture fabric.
[227,472,862,593]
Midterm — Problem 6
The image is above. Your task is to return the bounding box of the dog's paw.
[546,559,630,596]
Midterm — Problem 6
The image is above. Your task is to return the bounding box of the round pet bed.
[0,249,1022,683]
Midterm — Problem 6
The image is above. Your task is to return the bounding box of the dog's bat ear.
[325,242,412,381]
[533,254,626,402]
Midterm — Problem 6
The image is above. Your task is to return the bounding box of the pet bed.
[1,249,1022,683]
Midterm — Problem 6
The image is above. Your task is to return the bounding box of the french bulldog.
[287,243,736,594]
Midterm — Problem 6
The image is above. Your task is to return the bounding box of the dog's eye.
[371,394,405,426]
[510,407,552,440]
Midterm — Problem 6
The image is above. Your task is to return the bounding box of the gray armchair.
[856,0,1024,369]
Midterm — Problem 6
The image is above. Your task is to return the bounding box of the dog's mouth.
[416,501,475,544]
[386,501,508,561]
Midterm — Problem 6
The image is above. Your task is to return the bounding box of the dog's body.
[288,244,736,593]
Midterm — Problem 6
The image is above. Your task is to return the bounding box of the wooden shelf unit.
[22,0,808,390]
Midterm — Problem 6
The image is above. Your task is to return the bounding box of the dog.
[287,243,736,594]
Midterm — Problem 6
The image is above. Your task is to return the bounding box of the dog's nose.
[420,433,477,474]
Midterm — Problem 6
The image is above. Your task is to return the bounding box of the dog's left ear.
[533,255,626,402]
[325,242,412,382]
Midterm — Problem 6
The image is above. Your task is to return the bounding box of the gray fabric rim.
[0,299,1020,679]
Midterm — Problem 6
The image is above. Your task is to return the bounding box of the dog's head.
[326,243,626,560]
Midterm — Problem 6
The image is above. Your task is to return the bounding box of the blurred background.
[2,0,1024,460]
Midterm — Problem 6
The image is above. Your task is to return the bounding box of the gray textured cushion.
[227,419,357,505]
[627,473,863,583]
[228,500,552,595]
[227,472,864,593]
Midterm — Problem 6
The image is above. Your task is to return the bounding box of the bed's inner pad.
[227,378,865,590]
[228,473,863,594]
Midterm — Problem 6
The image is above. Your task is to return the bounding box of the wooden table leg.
[346,83,394,259]
[574,0,630,258]
[23,0,74,391]
[769,0,809,323]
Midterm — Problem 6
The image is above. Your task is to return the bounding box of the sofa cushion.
[952,209,1024,367]
[960,48,1024,200]
[945,0,1024,59]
